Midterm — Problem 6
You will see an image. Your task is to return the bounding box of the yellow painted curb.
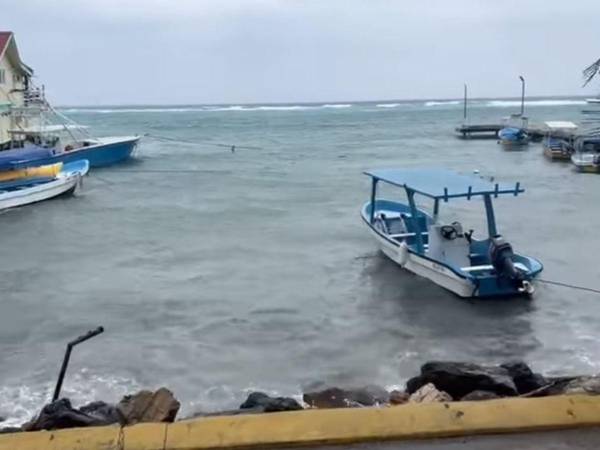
[2,395,600,450]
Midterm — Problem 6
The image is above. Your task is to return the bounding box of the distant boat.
[498,127,530,147]
[361,168,542,298]
[571,134,600,173]
[542,121,578,161]
[0,159,89,211]
[585,98,600,104]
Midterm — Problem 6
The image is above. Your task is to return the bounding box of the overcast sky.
[3,0,600,105]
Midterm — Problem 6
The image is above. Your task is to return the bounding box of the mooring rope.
[144,133,263,150]
[537,278,600,295]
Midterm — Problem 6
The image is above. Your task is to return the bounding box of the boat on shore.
[0,159,89,211]
[361,168,542,298]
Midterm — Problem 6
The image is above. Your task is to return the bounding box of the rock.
[563,376,600,395]
[79,401,124,425]
[239,392,303,413]
[303,386,389,408]
[461,390,500,401]
[117,387,180,425]
[406,362,518,400]
[389,390,410,405]
[23,398,111,431]
[409,383,452,403]
[500,361,547,394]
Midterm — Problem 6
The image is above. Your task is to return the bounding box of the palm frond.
[583,58,600,86]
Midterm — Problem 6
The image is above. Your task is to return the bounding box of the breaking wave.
[60,104,353,114]
[376,103,401,108]
[0,370,140,428]
[485,99,586,107]
[424,100,461,107]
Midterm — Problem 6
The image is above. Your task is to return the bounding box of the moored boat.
[542,121,578,161]
[5,110,140,168]
[0,159,89,211]
[0,31,139,168]
[361,168,543,298]
[498,127,530,147]
[571,133,600,173]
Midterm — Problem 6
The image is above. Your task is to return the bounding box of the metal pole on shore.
[52,326,104,402]
[519,76,525,117]
[463,84,468,123]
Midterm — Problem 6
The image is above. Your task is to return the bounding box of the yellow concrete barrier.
[2,395,600,450]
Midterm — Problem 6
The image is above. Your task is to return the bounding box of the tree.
[583,57,600,86]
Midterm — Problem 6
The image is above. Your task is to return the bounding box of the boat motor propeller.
[489,236,530,291]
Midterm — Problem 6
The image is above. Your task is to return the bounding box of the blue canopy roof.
[364,168,524,200]
[0,146,54,171]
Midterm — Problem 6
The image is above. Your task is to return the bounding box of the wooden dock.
[455,124,503,139]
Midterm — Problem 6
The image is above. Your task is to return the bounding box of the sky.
[2,0,600,105]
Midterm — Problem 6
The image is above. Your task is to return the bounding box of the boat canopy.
[0,146,54,170]
[544,121,578,131]
[364,168,524,200]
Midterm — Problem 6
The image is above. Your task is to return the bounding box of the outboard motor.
[489,235,531,293]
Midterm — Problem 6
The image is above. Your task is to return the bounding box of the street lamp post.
[519,75,525,117]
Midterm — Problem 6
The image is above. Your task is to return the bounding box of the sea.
[1,97,599,425]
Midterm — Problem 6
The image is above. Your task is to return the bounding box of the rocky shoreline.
[2,360,599,435]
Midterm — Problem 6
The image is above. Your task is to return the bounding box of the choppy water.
[1,98,600,425]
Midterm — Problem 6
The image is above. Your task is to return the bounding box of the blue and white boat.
[361,168,543,298]
[3,84,139,168]
[0,159,89,211]
[498,127,530,146]
[5,127,139,168]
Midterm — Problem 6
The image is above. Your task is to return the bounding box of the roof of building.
[364,168,524,200]
[0,31,33,76]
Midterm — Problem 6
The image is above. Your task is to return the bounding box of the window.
[0,69,5,84]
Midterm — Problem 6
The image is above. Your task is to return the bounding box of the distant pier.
[455,124,503,139]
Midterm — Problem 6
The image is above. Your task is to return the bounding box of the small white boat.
[361,168,543,298]
[0,160,89,211]
[585,98,600,104]
[571,133,600,173]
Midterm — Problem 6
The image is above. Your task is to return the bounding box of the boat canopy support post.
[433,198,440,222]
[483,194,498,237]
[369,178,378,224]
[407,189,425,253]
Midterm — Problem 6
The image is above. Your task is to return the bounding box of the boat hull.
[0,160,89,211]
[11,137,139,169]
[543,148,571,161]
[571,154,600,173]
[361,203,541,298]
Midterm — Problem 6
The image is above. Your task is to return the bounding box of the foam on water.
[424,100,461,106]
[376,103,400,108]
[60,104,354,114]
[485,99,586,107]
[0,370,140,427]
